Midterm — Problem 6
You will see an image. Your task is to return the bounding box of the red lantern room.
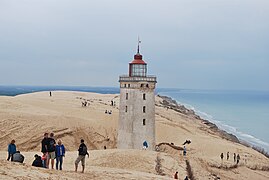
[129,41,147,77]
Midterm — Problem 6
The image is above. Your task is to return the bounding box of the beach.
[0,91,268,179]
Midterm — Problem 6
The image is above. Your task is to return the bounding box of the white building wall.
[118,81,156,150]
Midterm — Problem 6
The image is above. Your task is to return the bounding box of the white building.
[117,44,157,150]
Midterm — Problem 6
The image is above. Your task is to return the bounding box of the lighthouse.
[118,41,157,150]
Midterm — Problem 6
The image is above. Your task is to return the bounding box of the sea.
[0,86,268,152]
[158,88,269,153]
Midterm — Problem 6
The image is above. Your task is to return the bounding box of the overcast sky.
[0,0,268,90]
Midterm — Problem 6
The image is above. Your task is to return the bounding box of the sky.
[0,0,268,90]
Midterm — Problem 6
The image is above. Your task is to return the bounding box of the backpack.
[81,145,87,156]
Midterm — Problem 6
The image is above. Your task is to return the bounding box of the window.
[143,106,146,113]
[146,84,149,88]
[143,93,146,100]
[128,84,130,88]
[125,106,128,112]
[140,84,144,88]
[143,119,146,126]
[131,64,147,77]
[124,84,126,88]
[126,93,128,100]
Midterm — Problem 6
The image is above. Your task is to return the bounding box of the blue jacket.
[55,144,65,157]
[8,144,16,154]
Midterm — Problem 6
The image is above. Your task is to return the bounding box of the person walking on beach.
[220,153,224,161]
[55,139,65,170]
[234,153,236,163]
[183,146,187,156]
[75,139,89,173]
[237,154,240,164]
[49,91,52,97]
[227,152,229,160]
[7,139,16,161]
[47,133,56,169]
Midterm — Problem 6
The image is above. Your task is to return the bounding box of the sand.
[0,91,268,179]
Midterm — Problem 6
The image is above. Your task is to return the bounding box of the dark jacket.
[47,138,56,152]
[32,156,43,167]
[56,144,65,157]
[8,144,16,154]
[41,138,48,153]
[78,143,89,156]
[143,141,148,148]
[13,152,24,163]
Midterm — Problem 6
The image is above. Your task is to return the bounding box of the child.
[41,153,47,168]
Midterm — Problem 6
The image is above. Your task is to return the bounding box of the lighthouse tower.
[118,41,157,150]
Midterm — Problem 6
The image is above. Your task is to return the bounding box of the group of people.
[105,110,113,114]
[7,134,90,173]
[41,134,89,173]
[41,132,65,170]
[220,152,240,164]
[82,100,89,107]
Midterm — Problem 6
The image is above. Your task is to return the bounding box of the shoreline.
[157,94,269,158]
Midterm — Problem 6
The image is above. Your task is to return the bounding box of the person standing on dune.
[183,146,187,156]
[7,139,16,161]
[41,133,49,168]
[55,139,65,170]
[220,153,224,161]
[75,139,89,173]
[47,133,56,169]
[237,154,240,164]
[174,171,178,179]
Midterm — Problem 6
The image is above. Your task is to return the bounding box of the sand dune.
[0,150,180,180]
[0,91,268,179]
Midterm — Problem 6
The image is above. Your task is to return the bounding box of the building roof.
[129,53,147,65]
